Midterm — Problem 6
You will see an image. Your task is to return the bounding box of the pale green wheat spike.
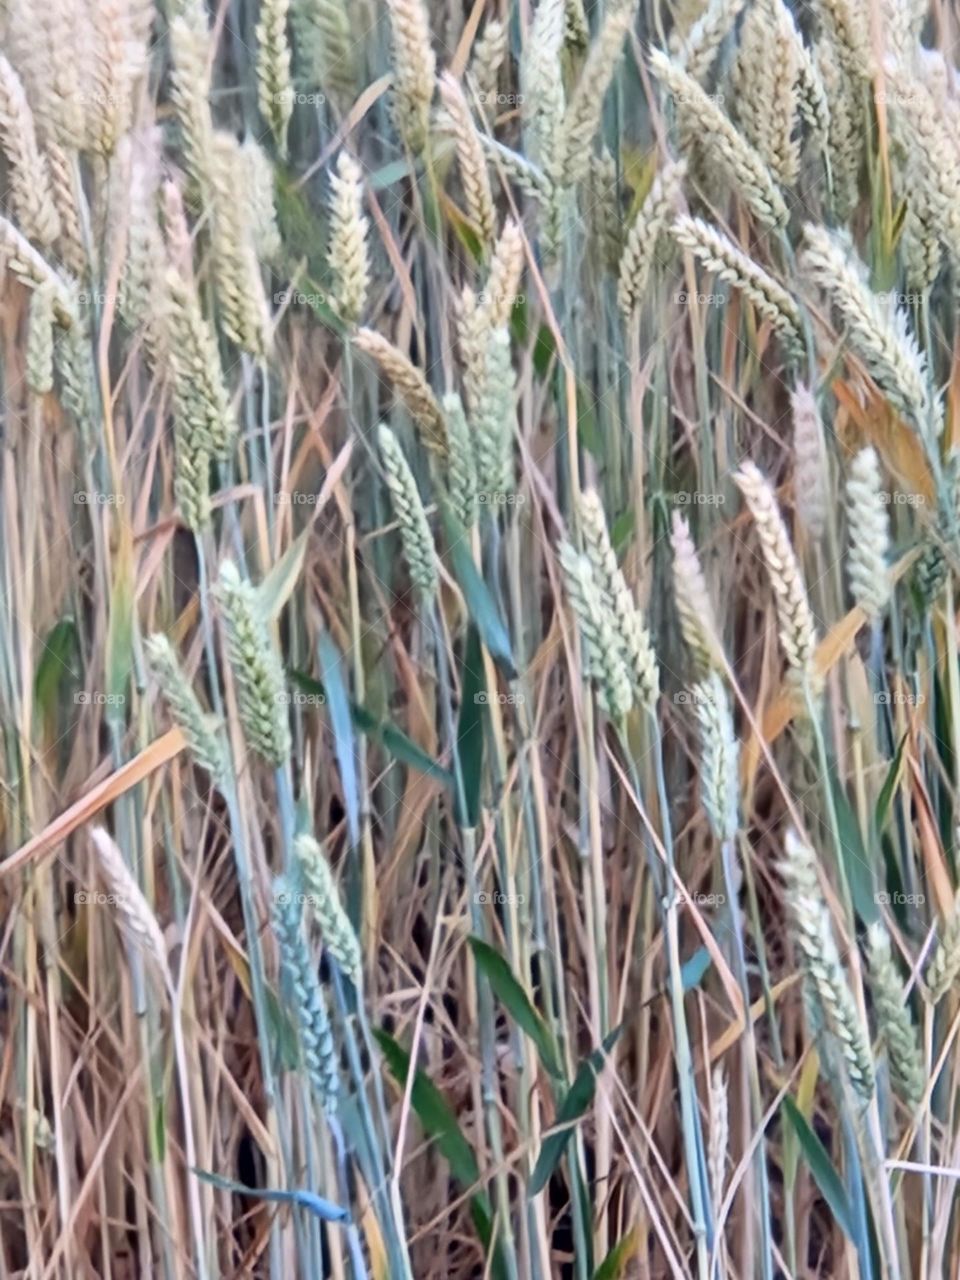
[272,877,339,1113]
[559,0,637,185]
[691,671,739,843]
[26,285,55,395]
[256,0,293,157]
[215,561,293,766]
[165,268,237,462]
[442,392,478,528]
[295,833,362,984]
[845,446,891,621]
[926,888,960,1004]
[617,159,686,320]
[781,829,875,1100]
[472,326,516,501]
[578,490,659,708]
[290,0,356,105]
[558,540,635,720]
[145,634,226,782]
[377,424,438,601]
[327,150,370,327]
[867,923,925,1108]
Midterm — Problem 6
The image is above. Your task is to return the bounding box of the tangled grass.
[3,0,960,1276]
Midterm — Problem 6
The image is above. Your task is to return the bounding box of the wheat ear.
[145,634,225,781]
[438,72,496,248]
[735,462,820,694]
[354,328,447,457]
[256,0,293,157]
[925,889,960,1004]
[443,392,478,528]
[209,133,272,358]
[867,923,925,1108]
[560,0,637,185]
[0,55,60,246]
[558,540,635,720]
[845,446,891,621]
[215,561,292,766]
[791,384,828,541]
[295,834,363,984]
[378,425,438,600]
[617,159,686,321]
[692,671,739,842]
[385,0,436,153]
[671,511,722,675]
[327,151,370,327]
[26,286,55,395]
[89,828,169,980]
[781,829,875,1100]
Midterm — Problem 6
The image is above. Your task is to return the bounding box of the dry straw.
[438,72,496,248]
[650,48,788,229]
[216,561,293,766]
[671,216,803,355]
[327,151,370,327]
[354,328,448,457]
[845,446,891,621]
[295,834,363,984]
[735,462,820,694]
[378,425,438,601]
[385,0,436,152]
[801,224,936,435]
[618,159,686,321]
[781,829,874,1100]
[145,634,226,782]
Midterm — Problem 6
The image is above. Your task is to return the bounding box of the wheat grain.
[735,461,820,693]
[216,561,293,766]
[327,150,370,326]
[781,829,874,1099]
[671,215,802,354]
[692,671,739,842]
[867,923,925,1108]
[257,0,293,156]
[438,72,497,248]
[558,540,635,719]
[617,159,686,320]
[272,878,339,1112]
[145,634,226,781]
[790,384,829,541]
[354,327,447,457]
[0,56,60,246]
[560,0,637,185]
[377,424,438,601]
[845,446,891,620]
[670,511,721,675]
[295,834,363,984]
[385,0,435,153]
[801,224,936,435]
[651,49,788,228]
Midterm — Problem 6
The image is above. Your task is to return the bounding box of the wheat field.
[1,0,960,1276]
